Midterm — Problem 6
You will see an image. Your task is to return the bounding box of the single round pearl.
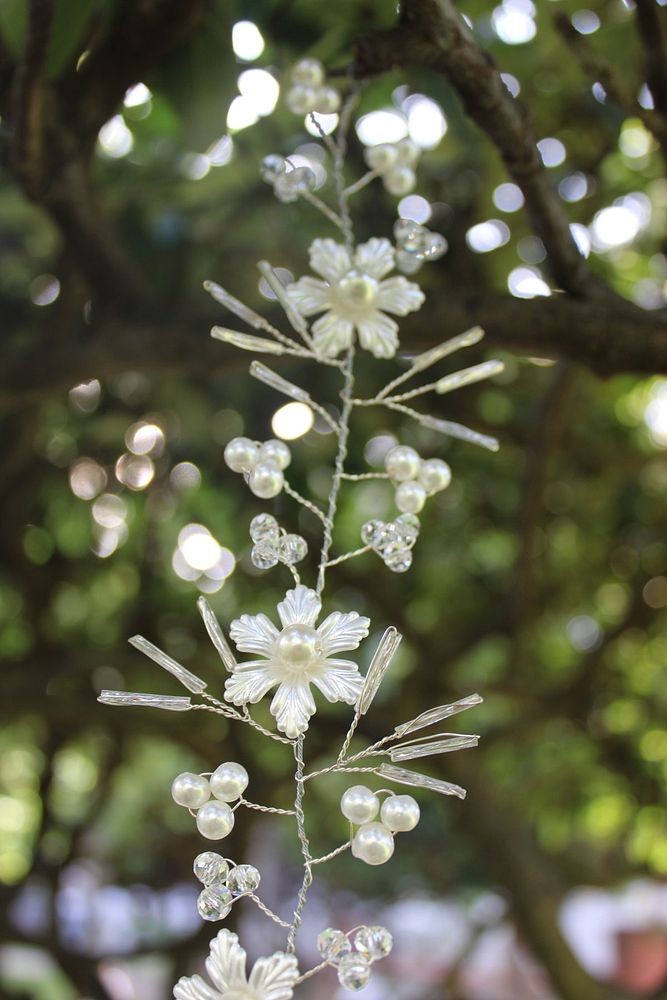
[312,86,340,114]
[196,800,235,840]
[335,269,378,310]
[385,444,421,482]
[248,461,284,499]
[384,166,416,196]
[380,794,420,832]
[171,771,210,809]
[286,84,316,115]
[364,143,399,172]
[418,458,452,494]
[210,761,249,802]
[351,822,395,866]
[396,138,420,166]
[277,624,320,667]
[341,785,380,824]
[224,437,259,474]
[395,480,427,514]
[291,58,325,88]
[259,438,291,470]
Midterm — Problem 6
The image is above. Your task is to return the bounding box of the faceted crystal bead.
[336,953,371,991]
[260,155,286,183]
[375,524,401,552]
[193,851,229,886]
[383,541,412,573]
[197,885,233,921]
[394,218,423,252]
[249,513,280,544]
[227,864,261,896]
[317,927,352,964]
[395,513,420,545]
[424,232,448,259]
[395,249,423,274]
[361,519,386,548]
[251,541,280,570]
[274,167,316,203]
[354,925,393,960]
[279,533,307,564]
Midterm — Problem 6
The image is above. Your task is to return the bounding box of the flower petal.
[225,664,279,705]
[206,930,247,992]
[356,312,399,359]
[309,238,351,282]
[229,613,279,655]
[318,611,370,655]
[311,311,353,358]
[312,658,364,705]
[354,237,395,280]
[277,585,321,628]
[270,681,316,737]
[248,951,299,1000]
[173,975,220,1000]
[285,276,330,317]
[376,276,425,315]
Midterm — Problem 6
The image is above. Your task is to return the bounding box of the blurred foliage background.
[1,1,667,998]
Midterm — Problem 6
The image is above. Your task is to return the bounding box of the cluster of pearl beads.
[193,850,261,922]
[384,444,452,514]
[260,154,317,204]
[317,925,393,992]
[341,785,420,866]
[171,762,249,841]
[285,58,341,116]
[224,437,291,499]
[394,218,448,275]
[361,513,420,573]
[364,138,421,196]
[249,513,307,570]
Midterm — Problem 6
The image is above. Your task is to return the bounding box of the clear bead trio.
[98,56,504,998]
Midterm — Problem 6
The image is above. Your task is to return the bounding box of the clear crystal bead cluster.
[361,513,420,572]
[194,851,261,921]
[394,218,448,274]
[98,54,507,1000]
[317,924,393,991]
[250,513,308,570]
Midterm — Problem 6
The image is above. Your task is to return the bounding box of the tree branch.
[353,0,600,297]
[3,291,667,409]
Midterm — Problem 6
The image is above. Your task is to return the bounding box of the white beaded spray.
[98,56,503,998]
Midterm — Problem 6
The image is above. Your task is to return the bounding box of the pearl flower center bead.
[333,269,378,313]
[276,624,322,668]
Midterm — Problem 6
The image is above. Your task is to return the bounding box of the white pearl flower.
[286,238,424,359]
[225,585,370,738]
[174,929,299,1000]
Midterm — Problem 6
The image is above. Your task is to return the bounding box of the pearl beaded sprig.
[224,437,291,499]
[171,761,249,840]
[364,137,421,196]
[285,58,341,116]
[341,785,420,866]
[384,444,452,514]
